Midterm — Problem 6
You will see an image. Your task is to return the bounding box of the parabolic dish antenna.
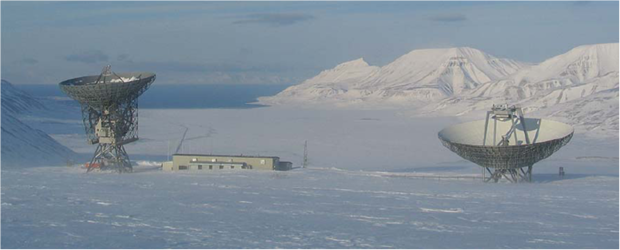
[59,66,156,173]
[438,105,573,183]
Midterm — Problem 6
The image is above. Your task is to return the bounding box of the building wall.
[188,162,246,170]
[277,161,293,171]
[162,161,173,171]
[169,154,279,171]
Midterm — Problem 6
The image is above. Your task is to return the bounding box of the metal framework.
[484,105,531,182]
[59,66,155,173]
[438,104,573,183]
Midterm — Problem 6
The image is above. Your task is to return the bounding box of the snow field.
[2,165,617,248]
[3,107,618,248]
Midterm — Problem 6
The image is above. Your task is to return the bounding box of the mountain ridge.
[260,46,527,106]
[261,43,619,135]
[423,43,618,110]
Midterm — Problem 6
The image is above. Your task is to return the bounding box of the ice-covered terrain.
[1,80,77,167]
[2,106,618,248]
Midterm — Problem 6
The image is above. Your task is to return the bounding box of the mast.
[302,140,308,168]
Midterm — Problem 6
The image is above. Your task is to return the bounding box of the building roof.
[173,153,279,159]
[189,161,247,165]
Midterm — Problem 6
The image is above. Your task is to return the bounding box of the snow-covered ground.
[2,107,618,248]
[1,165,617,248]
[47,107,619,172]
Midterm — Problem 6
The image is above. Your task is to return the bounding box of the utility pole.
[302,140,308,168]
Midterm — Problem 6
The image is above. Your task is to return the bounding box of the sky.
[1,1,618,85]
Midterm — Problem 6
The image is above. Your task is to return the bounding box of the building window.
[198,165,203,170]
[179,165,188,170]
[209,165,213,170]
[231,166,234,169]
[192,158,197,162]
[211,159,216,162]
[260,160,265,165]
[219,165,223,169]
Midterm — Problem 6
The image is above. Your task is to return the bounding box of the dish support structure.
[482,105,532,183]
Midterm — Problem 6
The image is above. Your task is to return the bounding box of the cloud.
[574,0,592,6]
[429,13,467,23]
[128,61,206,73]
[65,50,109,64]
[19,58,38,65]
[239,48,253,56]
[121,60,294,74]
[233,13,314,26]
[117,53,132,62]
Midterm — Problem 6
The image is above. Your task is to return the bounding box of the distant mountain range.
[260,47,526,107]
[1,80,76,167]
[260,43,619,135]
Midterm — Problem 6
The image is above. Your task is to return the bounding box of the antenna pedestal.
[483,166,532,183]
[88,144,132,173]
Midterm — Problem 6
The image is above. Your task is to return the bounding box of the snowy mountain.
[421,43,619,134]
[259,47,526,107]
[465,43,618,101]
[1,80,76,167]
[2,113,78,167]
[261,43,618,135]
[258,58,381,106]
[531,86,618,136]
[1,80,45,114]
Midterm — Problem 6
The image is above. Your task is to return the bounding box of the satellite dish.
[438,105,573,183]
[59,66,156,173]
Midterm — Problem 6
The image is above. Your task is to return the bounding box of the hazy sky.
[2,1,618,85]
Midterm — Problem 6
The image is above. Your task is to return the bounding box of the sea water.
[15,84,289,109]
